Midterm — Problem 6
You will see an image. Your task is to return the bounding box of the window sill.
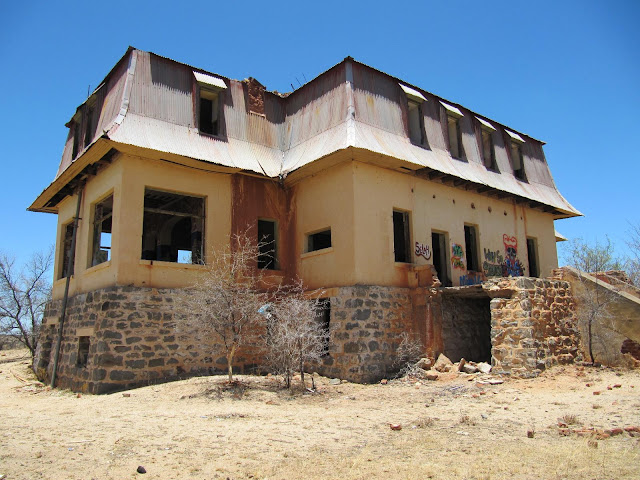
[139,260,208,270]
[85,260,111,275]
[301,247,334,259]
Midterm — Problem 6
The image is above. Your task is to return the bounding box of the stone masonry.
[485,277,581,377]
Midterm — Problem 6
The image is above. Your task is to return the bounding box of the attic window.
[141,189,204,264]
[506,131,526,181]
[400,84,427,146]
[441,102,464,159]
[72,122,81,159]
[476,117,496,171]
[195,71,226,137]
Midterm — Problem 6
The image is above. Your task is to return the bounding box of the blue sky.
[1,0,638,266]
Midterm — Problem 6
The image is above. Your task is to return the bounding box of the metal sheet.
[476,116,496,131]
[440,101,463,118]
[194,71,227,89]
[506,129,525,143]
[399,83,426,102]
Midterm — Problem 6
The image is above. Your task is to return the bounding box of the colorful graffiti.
[502,234,525,277]
[451,243,465,269]
[459,272,484,286]
[482,248,504,276]
[414,241,431,260]
[482,235,526,277]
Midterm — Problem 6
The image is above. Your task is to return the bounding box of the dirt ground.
[1,349,639,480]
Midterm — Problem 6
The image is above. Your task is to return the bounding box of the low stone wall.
[318,286,414,382]
[486,277,580,377]
[34,284,415,392]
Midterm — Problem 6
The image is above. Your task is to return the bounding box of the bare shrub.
[262,282,329,389]
[393,331,425,378]
[0,249,53,358]
[176,231,268,383]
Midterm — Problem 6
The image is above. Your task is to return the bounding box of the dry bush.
[559,414,581,425]
[176,231,268,382]
[262,282,329,389]
[393,331,425,378]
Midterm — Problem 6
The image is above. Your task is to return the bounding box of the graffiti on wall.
[451,243,465,269]
[459,272,484,286]
[502,234,525,277]
[414,241,431,260]
[483,248,504,277]
[481,235,526,277]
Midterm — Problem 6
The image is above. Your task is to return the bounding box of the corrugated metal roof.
[399,83,426,102]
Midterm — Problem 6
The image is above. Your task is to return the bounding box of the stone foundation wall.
[318,286,414,382]
[34,286,261,394]
[34,284,415,392]
[486,277,580,377]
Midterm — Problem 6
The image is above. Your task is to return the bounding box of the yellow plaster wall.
[294,161,356,289]
[52,154,232,300]
[350,160,558,287]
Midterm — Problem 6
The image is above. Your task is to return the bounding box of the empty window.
[408,100,425,145]
[447,114,463,159]
[432,231,451,287]
[77,336,90,367]
[464,225,480,272]
[199,89,220,136]
[72,122,80,159]
[527,237,539,277]
[307,229,332,252]
[258,219,278,270]
[90,195,113,267]
[84,106,94,148]
[393,210,411,263]
[480,126,497,170]
[141,189,204,264]
[511,141,525,180]
[314,298,331,356]
[60,222,75,279]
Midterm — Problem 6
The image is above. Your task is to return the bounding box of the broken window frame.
[141,188,205,265]
[59,222,75,279]
[393,209,411,263]
[257,218,278,270]
[306,228,332,253]
[464,224,480,272]
[90,194,113,268]
[509,138,526,181]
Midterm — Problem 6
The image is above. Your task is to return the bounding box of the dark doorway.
[432,231,451,286]
[441,293,491,363]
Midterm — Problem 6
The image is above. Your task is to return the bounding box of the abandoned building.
[30,47,584,393]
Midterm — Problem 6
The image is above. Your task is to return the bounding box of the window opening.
[511,141,526,180]
[258,219,278,269]
[199,89,220,136]
[314,298,331,356]
[60,222,75,279]
[84,106,94,148]
[464,225,480,272]
[393,210,411,263]
[77,336,90,367]
[447,114,463,159]
[432,231,451,286]
[481,129,496,170]
[307,229,332,252]
[72,122,80,159]
[91,195,113,267]
[141,189,204,264]
[408,100,425,146]
[527,237,539,277]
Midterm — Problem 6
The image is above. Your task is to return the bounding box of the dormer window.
[194,71,227,137]
[400,84,427,147]
[441,101,464,159]
[476,117,497,170]
[506,130,526,181]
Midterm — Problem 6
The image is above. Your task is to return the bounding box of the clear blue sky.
[1,0,638,266]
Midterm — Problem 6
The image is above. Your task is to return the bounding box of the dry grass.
[1,350,639,480]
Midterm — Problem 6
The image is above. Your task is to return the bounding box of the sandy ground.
[1,349,639,480]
